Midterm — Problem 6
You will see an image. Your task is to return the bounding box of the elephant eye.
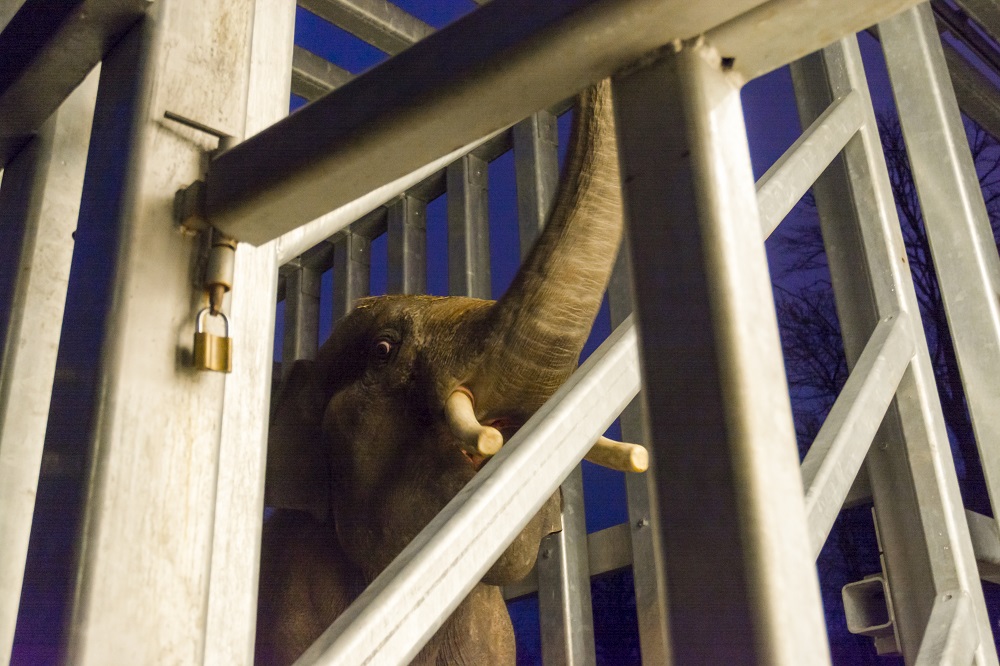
[371,338,396,364]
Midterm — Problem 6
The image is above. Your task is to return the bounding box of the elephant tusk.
[445,390,504,457]
[585,437,649,473]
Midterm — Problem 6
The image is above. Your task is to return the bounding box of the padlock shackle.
[196,307,230,336]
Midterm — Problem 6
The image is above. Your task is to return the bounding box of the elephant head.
[256,81,624,665]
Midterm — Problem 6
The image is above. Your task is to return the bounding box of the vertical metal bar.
[0,67,98,665]
[447,154,490,298]
[333,230,371,321]
[612,42,830,664]
[202,3,294,660]
[513,110,559,255]
[881,4,1000,514]
[537,469,596,665]
[387,194,427,295]
[790,34,996,664]
[607,237,672,664]
[515,104,596,664]
[282,260,321,373]
[62,0,259,661]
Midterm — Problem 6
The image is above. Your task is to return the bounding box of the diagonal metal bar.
[800,314,914,558]
[294,317,641,665]
[756,89,864,238]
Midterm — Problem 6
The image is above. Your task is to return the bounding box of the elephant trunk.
[469,81,623,421]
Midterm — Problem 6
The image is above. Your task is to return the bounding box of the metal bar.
[515,109,596,663]
[512,111,559,256]
[955,0,1000,43]
[333,230,371,322]
[933,1,1000,80]
[0,67,97,665]
[801,314,914,558]
[296,317,641,665]
[61,0,260,660]
[298,0,433,55]
[0,0,148,166]
[282,262,322,371]
[537,469,596,665]
[881,3,1000,519]
[914,591,978,666]
[756,89,864,238]
[205,0,779,242]
[942,41,1000,141]
[706,0,924,83]
[447,154,491,298]
[612,42,829,664]
[292,46,352,101]
[387,194,427,295]
[790,34,996,665]
[607,236,671,663]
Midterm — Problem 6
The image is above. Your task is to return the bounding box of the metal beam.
[0,67,98,666]
[292,46,351,101]
[296,318,641,665]
[512,111,559,256]
[204,0,774,243]
[387,194,427,295]
[0,0,148,167]
[447,154,491,298]
[60,0,261,660]
[333,230,370,322]
[612,41,829,664]
[282,261,321,372]
[298,0,433,55]
[881,3,1000,520]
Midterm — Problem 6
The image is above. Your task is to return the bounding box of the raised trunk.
[472,81,623,418]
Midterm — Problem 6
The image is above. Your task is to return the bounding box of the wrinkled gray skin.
[256,82,623,665]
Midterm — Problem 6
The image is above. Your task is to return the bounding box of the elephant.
[255,80,627,665]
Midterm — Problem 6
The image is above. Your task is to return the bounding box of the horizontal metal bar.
[292,46,352,101]
[503,522,634,600]
[756,89,864,238]
[800,314,914,558]
[298,0,433,55]
[914,591,978,666]
[0,0,148,166]
[206,0,773,243]
[296,317,641,665]
[707,0,923,82]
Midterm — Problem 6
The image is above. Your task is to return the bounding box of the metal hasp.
[881,5,1000,518]
[790,33,996,664]
[0,0,149,167]
[0,68,98,665]
[611,41,829,664]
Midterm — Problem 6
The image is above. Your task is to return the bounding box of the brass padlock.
[194,308,232,373]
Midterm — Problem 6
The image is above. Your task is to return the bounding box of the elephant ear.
[265,359,330,521]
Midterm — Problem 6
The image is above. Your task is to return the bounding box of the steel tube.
[756,89,864,238]
[387,194,427,295]
[512,111,559,256]
[333,230,371,322]
[613,41,829,664]
[296,317,641,666]
[881,3,1000,519]
[282,262,322,371]
[205,0,774,243]
[800,314,914,558]
[0,67,97,665]
[297,0,433,55]
[447,154,491,298]
[914,591,977,666]
[291,47,351,101]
